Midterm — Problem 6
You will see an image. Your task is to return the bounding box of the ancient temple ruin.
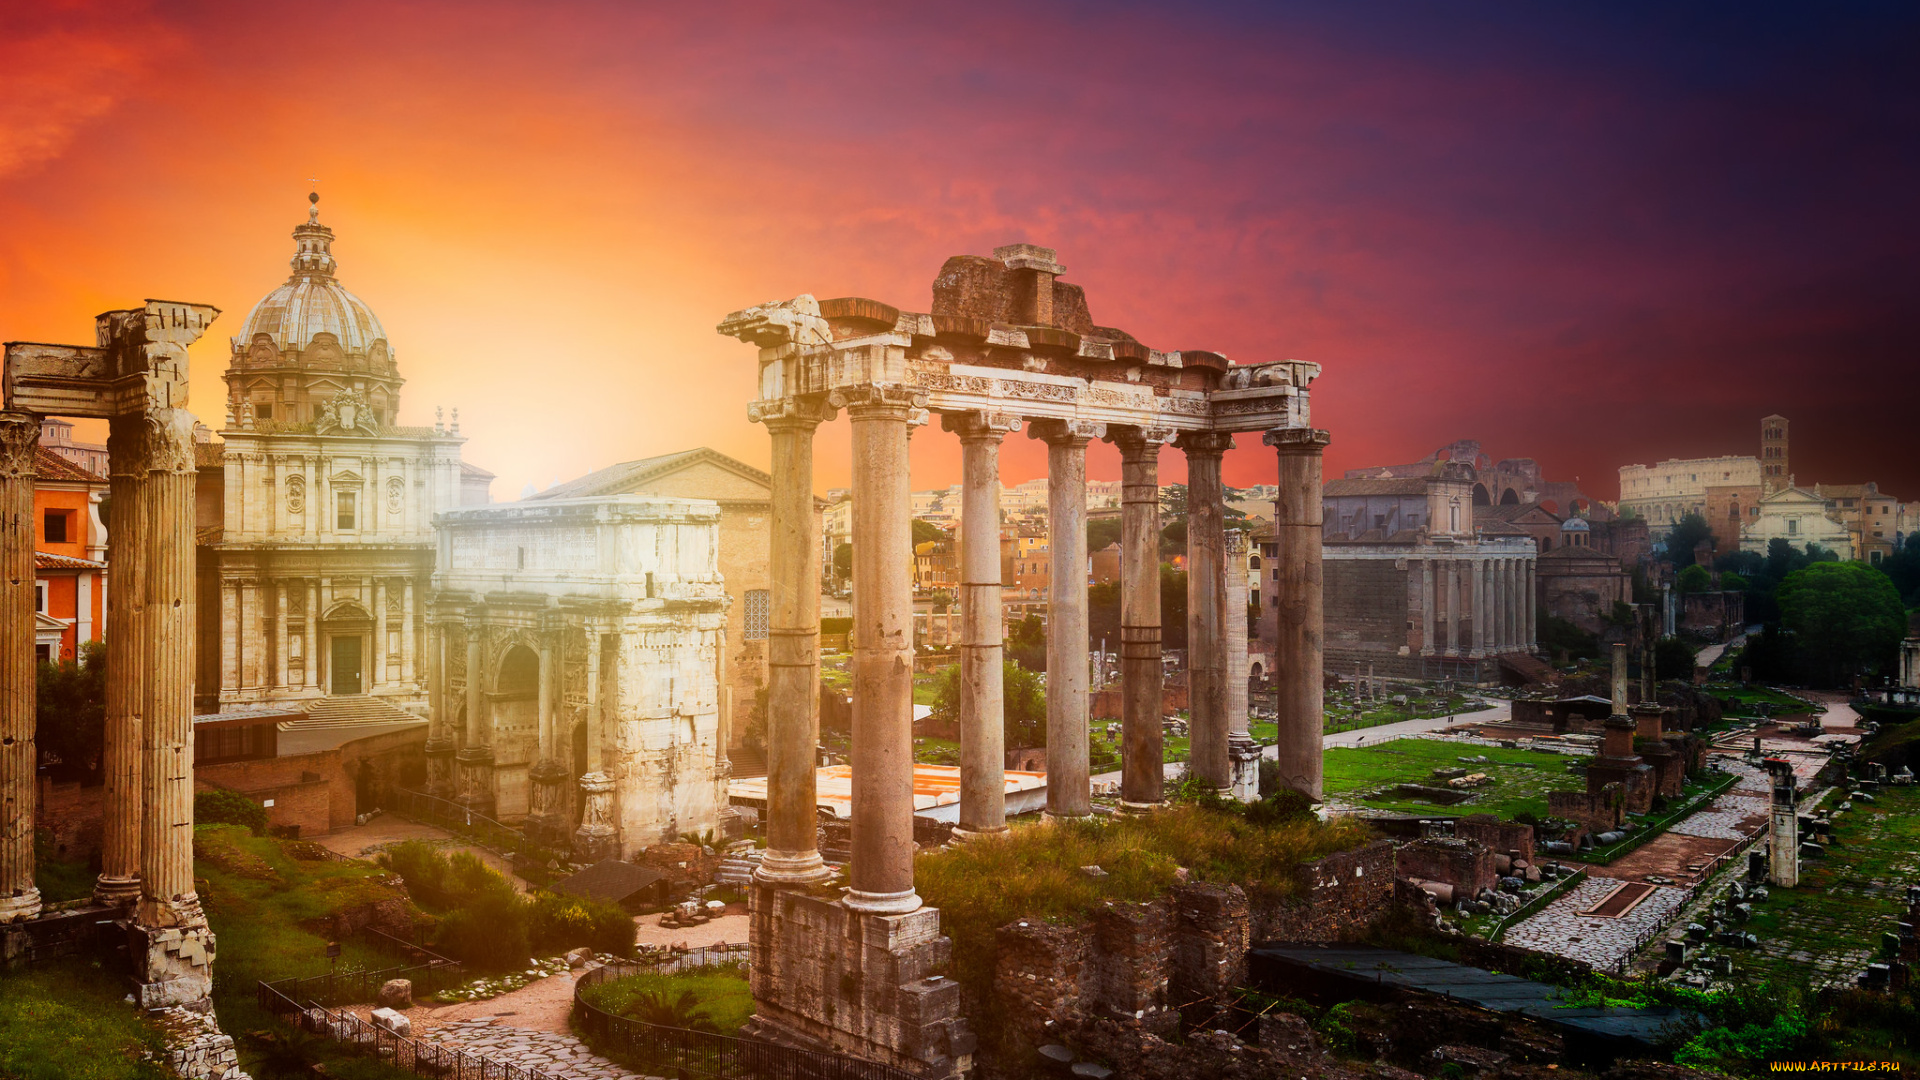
[425,496,731,860]
[3,302,224,1008]
[716,244,1329,1076]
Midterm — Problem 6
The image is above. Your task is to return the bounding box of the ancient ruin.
[717,243,1328,1076]
[425,495,732,859]
[3,301,226,1012]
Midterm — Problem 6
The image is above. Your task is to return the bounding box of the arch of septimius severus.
[4,302,221,1007]
[718,244,1328,1078]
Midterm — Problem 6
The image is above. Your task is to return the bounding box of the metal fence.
[624,942,751,975]
[265,954,469,1009]
[389,788,567,869]
[573,961,924,1080]
[257,977,565,1080]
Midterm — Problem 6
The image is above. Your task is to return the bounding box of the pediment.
[333,470,365,483]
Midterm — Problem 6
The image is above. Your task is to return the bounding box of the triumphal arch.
[717,244,1330,1077]
[3,301,223,1007]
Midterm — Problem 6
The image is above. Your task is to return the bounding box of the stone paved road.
[420,1018,639,1080]
[1501,876,1689,973]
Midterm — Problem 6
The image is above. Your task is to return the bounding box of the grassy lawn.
[1321,737,1585,819]
[1704,684,1817,718]
[34,845,95,903]
[194,825,418,1077]
[0,962,169,1080]
[913,736,961,765]
[578,964,755,1034]
[1739,784,1920,995]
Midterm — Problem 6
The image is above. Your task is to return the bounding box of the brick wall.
[36,778,104,860]
[1454,815,1535,863]
[1253,840,1398,943]
[1322,560,1410,659]
[1393,837,1496,896]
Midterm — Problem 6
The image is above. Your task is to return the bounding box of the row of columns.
[218,576,424,695]
[1417,555,1535,659]
[749,387,1330,912]
[2,408,213,998]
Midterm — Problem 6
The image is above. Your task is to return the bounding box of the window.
[336,490,356,530]
[744,589,770,640]
[256,401,273,421]
[35,645,51,663]
[34,582,47,613]
[1787,518,1799,536]
[43,511,68,544]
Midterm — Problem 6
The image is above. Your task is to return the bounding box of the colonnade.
[750,388,1329,912]
[1414,551,1535,659]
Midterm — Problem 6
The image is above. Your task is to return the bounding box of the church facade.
[196,195,493,712]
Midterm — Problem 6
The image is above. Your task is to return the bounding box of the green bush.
[437,887,532,970]
[382,839,634,965]
[530,892,636,958]
[195,789,267,836]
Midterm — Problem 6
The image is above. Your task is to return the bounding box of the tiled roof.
[35,447,104,484]
[196,443,226,468]
[36,551,104,570]
[1323,477,1428,497]
[1476,502,1560,523]
[460,460,496,479]
[531,447,777,502]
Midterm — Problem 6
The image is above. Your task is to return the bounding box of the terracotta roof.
[36,551,104,570]
[1476,502,1560,523]
[460,460,496,480]
[35,447,104,485]
[1323,477,1428,497]
[196,443,226,468]
[1475,520,1530,536]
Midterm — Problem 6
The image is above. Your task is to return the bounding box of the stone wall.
[1394,837,1496,897]
[1252,840,1397,943]
[1322,559,1409,660]
[1455,815,1536,864]
[1548,784,1624,832]
[155,1004,249,1080]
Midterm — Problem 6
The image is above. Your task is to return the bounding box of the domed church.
[195,195,494,712]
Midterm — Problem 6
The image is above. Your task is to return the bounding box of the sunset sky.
[3,1,1916,503]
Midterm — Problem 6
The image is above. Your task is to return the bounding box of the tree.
[1776,561,1907,685]
[911,519,946,546]
[1675,564,1712,594]
[831,542,852,580]
[37,640,106,782]
[1654,637,1698,682]
[1663,512,1713,567]
[1160,517,1187,556]
[1879,544,1920,606]
[1720,572,1748,592]
[934,660,1048,750]
[1007,614,1048,672]
[1087,516,1122,553]
[1160,483,1188,519]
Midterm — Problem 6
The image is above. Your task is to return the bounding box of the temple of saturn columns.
[3,302,224,1007]
[717,244,1329,1077]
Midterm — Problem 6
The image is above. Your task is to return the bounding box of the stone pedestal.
[130,908,217,1008]
[572,772,619,863]
[747,883,973,1079]
[525,759,572,847]
[455,746,497,818]
[1228,735,1262,803]
[423,735,459,800]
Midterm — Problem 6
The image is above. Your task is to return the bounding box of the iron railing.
[257,977,565,1080]
[264,954,469,1009]
[626,941,751,974]
[573,961,924,1080]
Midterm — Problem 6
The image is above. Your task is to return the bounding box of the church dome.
[232,193,390,359]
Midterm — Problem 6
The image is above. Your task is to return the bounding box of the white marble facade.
[426,497,730,859]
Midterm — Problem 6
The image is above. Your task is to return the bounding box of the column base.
[93,874,141,909]
[424,735,459,800]
[754,849,834,886]
[1040,810,1092,826]
[571,771,620,862]
[1116,801,1164,816]
[0,889,41,925]
[129,912,216,1009]
[948,825,1008,844]
[749,883,973,1079]
[454,746,497,819]
[844,887,922,915]
[525,759,572,848]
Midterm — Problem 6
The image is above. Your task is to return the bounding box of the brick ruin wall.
[1322,559,1410,663]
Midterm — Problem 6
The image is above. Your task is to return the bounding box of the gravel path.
[419,1018,638,1080]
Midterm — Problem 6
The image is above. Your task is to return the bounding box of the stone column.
[1444,560,1460,657]
[0,415,41,923]
[1033,418,1102,819]
[305,582,319,690]
[219,581,241,694]
[400,580,416,686]
[373,580,388,691]
[841,386,923,915]
[1225,531,1259,801]
[1611,642,1630,715]
[574,627,617,861]
[944,411,1019,840]
[751,398,833,886]
[424,618,456,798]
[1265,428,1329,802]
[273,583,289,691]
[1420,559,1436,656]
[1179,431,1233,796]
[135,408,215,1006]
[1525,561,1537,650]
[94,417,147,908]
[1111,426,1168,812]
[457,614,495,816]
[527,627,567,844]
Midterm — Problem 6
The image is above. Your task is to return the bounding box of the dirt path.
[633,908,749,950]
[312,816,530,889]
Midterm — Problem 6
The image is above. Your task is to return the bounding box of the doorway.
[331,635,363,695]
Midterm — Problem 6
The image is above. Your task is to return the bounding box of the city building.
[1742,486,1856,560]
[1617,454,1762,526]
[37,416,109,476]
[194,195,488,712]
[1813,482,1903,564]
[33,448,108,662]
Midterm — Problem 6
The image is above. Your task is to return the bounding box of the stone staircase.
[1498,653,1557,687]
[278,695,423,731]
[714,844,760,887]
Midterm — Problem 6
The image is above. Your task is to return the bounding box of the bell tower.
[1761,414,1789,494]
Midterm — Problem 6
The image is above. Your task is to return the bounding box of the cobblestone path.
[419,1019,639,1080]
[1502,876,1689,972]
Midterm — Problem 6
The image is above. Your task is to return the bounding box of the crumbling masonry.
[718,244,1329,1076]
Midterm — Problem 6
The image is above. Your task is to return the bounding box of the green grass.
[194,825,419,1077]
[33,855,95,904]
[578,965,755,1034]
[0,962,169,1080]
[1321,737,1584,819]
[1704,684,1817,718]
[913,736,961,765]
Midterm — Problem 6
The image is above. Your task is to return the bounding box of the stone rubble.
[152,1004,251,1080]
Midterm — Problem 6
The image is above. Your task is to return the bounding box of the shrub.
[195,789,268,836]
[379,841,449,896]
[530,892,635,958]
[436,887,532,970]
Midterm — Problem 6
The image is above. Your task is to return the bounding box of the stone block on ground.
[371,1007,411,1037]
[377,978,412,1009]
[567,946,594,967]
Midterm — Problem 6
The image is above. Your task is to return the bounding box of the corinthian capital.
[0,412,38,478]
[1263,427,1331,453]
[828,383,928,424]
[1174,431,1235,457]
[1026,417,1106,446]
[747,395,837,430]
[1105,423,1178,455]
[939,410,1022,442]
[146,409,200,474]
